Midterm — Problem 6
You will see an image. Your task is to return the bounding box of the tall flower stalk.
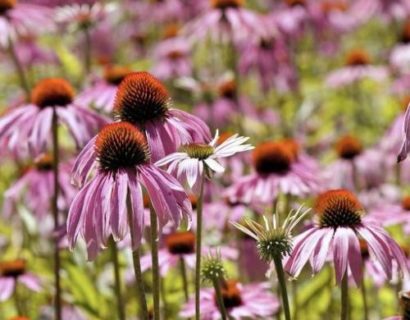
[232,206,310,320]
[110,238,125,320]
[150,206,161,320]
[195,173,205,320]
[51,108,62,320]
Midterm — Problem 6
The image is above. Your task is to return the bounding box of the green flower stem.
[180,257,189,302]
[360,275,369,320]
[341,272,349,320]
[273,255,291,320]
[126,194,149,320]
[51,108,62,320]
[149,206,161,320]
[195,173,206,320]
[110,238,126,320]
[212,278,229,320]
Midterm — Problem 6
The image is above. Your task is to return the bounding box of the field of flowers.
[1,0,410,319]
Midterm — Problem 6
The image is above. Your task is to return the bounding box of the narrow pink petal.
[333,228,350,284]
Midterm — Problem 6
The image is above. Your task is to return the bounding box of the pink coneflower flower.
[285,189,407,286]
[156,130,253,191]
[238,35,298,93]
[227,139,321,204]
[0,78,107,155]
[180,280,280,319]
[67,122,192,259]
[55,1,115,30]
[325,49,388,88]
[13,35,58,68]
[370,196,410,234]
[113,72,211,161]
[3,154,76,219]
[0,0,53,48]
[151,37,192,81]
[323,135,366,191]
[0,259,41,301]
[76,65,132,113]
[321,0,377,32]
[270,0,311,37]
[140,231,238,276]
[184,0,268,44]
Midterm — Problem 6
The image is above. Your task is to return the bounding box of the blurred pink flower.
[152,37,192,80]
[227,139,321,204]
[76,65,132,113]
[180,280,280,319]
[325,49,388,88]
[238,35,298,93]
[184,0,269,44]
[0,1,54,47]
[0,260,41,301]
[3,154,76,219]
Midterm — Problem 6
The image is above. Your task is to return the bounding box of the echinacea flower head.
[0,259,41,301]
[180,280,280,319]
[336,134,363,160]
[285,189,408,286]
[325,48,388,88]
[0,0,53,47]
[156,130,253,190]
[232,205,310,262]
[227,139,321,204]
[68,122,192,260]
[0,78,107,156]
[113,72,211,161]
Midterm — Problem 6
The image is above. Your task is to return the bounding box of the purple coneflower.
[0,259,41,301]
[0,78,107,155]
[67,121,191,258]
[3,154,76,219]
[113,72,211,161]
[184,0,268,44]
[0,0,53,48]
[326,49,388,88]
[370,196,410,234]
[227,139,321,204]
[238,35,298,93]
[286,189,407,284]
[285,189,407,319]
[180,280,280,319]
[398,102,410,162]
[76,65,132,113]
[151,36,192,81]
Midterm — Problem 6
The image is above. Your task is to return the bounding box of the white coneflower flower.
[156,130,254,190]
